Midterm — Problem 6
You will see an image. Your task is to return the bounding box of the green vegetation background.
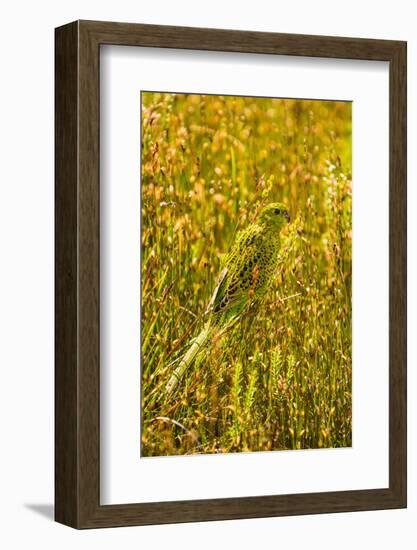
[141,92,352,456]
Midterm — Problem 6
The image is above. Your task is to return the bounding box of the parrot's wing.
[216,229,264,313]
[205,267,228,316]
[206,225,264,320]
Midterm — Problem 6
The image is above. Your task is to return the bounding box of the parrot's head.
[258,202,290,231]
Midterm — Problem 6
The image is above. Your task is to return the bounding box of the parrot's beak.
[284,210,290,223]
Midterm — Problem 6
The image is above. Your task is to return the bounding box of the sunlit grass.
[141,92,352,456]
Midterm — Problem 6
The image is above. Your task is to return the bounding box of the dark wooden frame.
[55,20,407,529]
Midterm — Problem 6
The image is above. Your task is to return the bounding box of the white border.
[100,46,389,505]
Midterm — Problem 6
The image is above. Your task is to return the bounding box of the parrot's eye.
[274,208,281,215]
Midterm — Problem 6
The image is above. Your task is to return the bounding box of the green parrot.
[166,202,290,395]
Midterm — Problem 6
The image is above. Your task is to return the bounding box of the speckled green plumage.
[166,202,290,394]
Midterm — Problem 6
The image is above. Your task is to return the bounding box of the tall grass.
[140,92,352,456]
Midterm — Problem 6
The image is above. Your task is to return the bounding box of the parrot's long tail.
[166,323,213,395]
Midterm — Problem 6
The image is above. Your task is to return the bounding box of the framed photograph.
[55,20,406,528]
